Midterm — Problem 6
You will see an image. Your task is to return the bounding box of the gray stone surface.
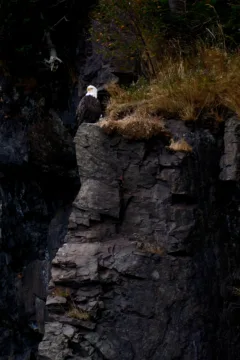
[219,116,240,181]
[38,120,240,360]
[75,179,120,218]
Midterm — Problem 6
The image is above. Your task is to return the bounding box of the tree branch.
[44,31,62,71]
[49,0,68,8]
[50,16,69,30]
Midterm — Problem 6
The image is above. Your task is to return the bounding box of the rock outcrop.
[38,118,240,360]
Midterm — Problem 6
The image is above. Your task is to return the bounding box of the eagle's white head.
[86,85,98,98]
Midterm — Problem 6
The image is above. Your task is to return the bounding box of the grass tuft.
[168,138,193,152]
[99,114,168,140]
[51,287,70,298]
[67,308,90,321]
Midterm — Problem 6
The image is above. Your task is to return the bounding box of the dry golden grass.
[67,308,90,321]
[51,287,70,298]
[168,138,193,152]
[106,48,240,122]
[106,82,148,120]
[99,114,169,140]
[136,242,165,255]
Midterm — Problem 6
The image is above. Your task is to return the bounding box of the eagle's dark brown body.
[76,95,102,128]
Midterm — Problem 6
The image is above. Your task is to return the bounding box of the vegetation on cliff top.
[105,48,240,122]
[91,0,240,138]
[91,0,239,78]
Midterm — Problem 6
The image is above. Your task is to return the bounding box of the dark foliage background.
[0,0,97,75]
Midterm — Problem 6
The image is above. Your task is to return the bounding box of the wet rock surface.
[38,120,240,360]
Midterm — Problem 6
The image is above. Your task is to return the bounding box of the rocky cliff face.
[38,117,240,360]
[0,6,240,358]
[0,8,136,356]
[0,106,79,359]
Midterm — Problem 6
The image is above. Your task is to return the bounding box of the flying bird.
[76,85,102,128]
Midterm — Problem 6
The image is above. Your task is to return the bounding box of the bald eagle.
[76,85,102,128]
